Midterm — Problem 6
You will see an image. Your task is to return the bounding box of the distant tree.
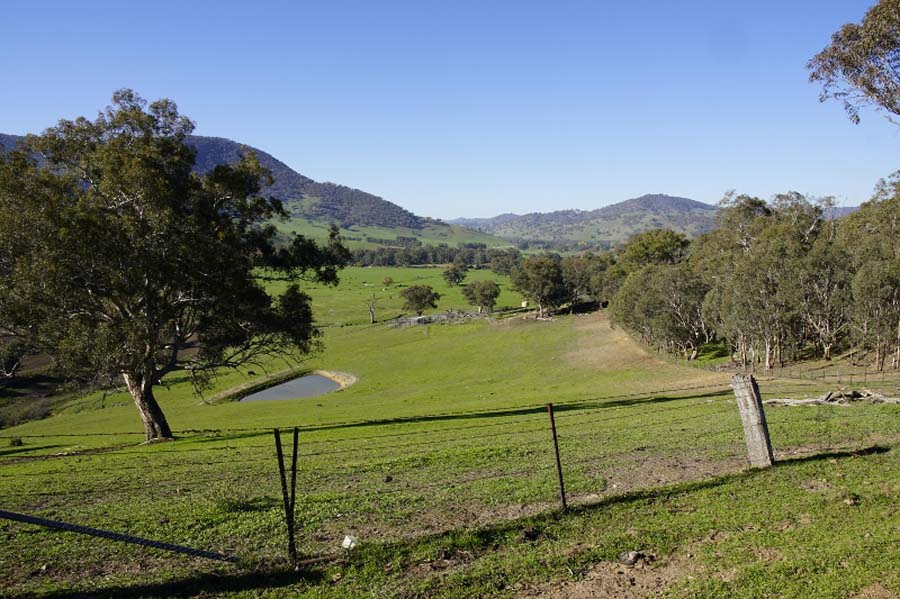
[618,229,689,272]
[489,250,521,276]
[610,264,709,359]
[0,90,350,441]
[510,255,568,318]
[442,263,468,287]
[851,260,900,370]
[462,280,501,314]
[400,285,440,316]
[808,0,900,125]
[561,252,611,307]
[799,234,853,360]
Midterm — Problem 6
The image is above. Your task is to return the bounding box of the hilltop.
[451,194,718,247]
[0,133,506,249]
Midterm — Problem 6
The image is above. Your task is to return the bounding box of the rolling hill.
[0,133,507,250]
[451,194,719,247]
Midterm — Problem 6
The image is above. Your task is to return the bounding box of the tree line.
[499,188,900,371]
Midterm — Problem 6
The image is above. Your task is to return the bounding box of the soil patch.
[517,554,694,599]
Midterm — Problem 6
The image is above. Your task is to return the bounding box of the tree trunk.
[538,302,544,319]
[764,339,773,371]
[123,371,173,442]
[689,347,699,361]
[823,342,832,361]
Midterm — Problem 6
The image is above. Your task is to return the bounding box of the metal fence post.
[274,428,297,562]
[546,403,568,512]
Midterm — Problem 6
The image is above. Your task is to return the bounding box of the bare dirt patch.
[590,452,746,499]
[564,313,665,371]
[562,312,725,390]
[314,369,358,390]
[517,554,695,599]
[852,583,900,599]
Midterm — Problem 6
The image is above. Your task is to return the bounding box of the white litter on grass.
[342,535,358,550]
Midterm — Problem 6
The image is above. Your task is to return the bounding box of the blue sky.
[2,0,897,218]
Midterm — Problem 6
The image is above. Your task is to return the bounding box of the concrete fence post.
[731,374,774,468]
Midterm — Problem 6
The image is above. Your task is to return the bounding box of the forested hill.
[451,194,718,246]
[187,136,423,229]
[0,133,422,230]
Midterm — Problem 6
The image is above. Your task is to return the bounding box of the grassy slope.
[277,219,510,250]
[1,267,899,598]
[482,208,716,245]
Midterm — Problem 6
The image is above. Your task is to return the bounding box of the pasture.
[1,267,899,598]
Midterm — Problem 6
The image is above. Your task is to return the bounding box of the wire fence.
[0,378,896,571]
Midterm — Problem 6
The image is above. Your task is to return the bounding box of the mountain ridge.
[1,133,425,231]
[450,194,718,246]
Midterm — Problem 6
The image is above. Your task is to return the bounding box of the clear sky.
[2,0,898,219]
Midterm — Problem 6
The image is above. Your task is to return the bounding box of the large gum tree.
[0,90,349,441]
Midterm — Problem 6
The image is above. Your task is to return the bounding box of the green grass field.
[2,267,899,598]
[276,220,510,250]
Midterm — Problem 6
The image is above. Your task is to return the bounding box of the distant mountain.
[187,136,425,229]
[0,134,20,153]
[824,206,859,220]
[451,194,718,246]
[2,133,422,230]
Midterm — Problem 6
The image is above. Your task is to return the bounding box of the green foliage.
[488,249,522,276]
[461,280,501,313]
[455,194,717,248]
[400,285,441,315]
[610,264,710,358]
[442,263,468,287]
[510,255,568,317]
[0,90,348,440]
[808,0,900,124]
[560,253,611,304]
[618,228,690,272]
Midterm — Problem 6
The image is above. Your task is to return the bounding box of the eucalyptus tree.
[442,263,468,287]
[0,91,349,441]
[839,177,900,368]
[462,280,501,314]
[808,0,900,125]
[610,264,709,360]
[510,254,568,318]
[799,233,853,361]
[400,285,441,316]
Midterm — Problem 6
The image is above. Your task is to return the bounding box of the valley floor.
[1,299,899,598]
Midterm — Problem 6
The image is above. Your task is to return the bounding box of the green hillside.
[1,133,511,250]
[453,194,718,247]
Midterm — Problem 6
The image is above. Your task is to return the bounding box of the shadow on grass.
[22,565,325,599]
[776,444,890,465]
[354,444,894,558]
[187,389,732,445]
[0,444,67,457]
[20,445,890,599]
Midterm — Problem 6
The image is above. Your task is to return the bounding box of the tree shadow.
[21,564,325,599]
[18,445,890,598]
[0,443,67,457]
[358,443,893,562]
[185,389,732,445]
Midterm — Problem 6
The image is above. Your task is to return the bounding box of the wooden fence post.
[731,374,774,468]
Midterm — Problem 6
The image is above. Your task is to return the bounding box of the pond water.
[240,374,341,402]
